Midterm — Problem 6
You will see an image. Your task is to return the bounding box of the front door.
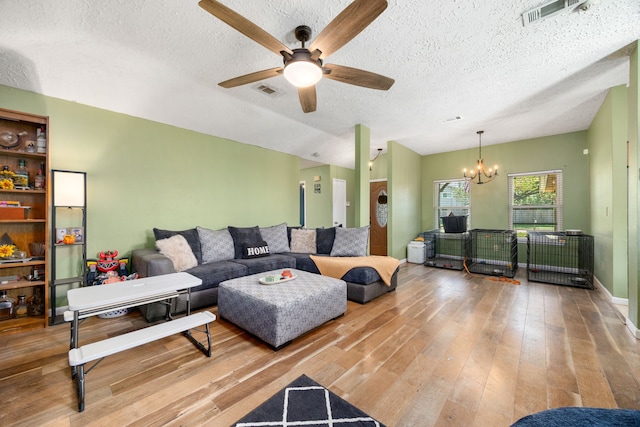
[370,181,388,256]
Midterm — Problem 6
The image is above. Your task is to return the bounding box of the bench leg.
[183,322,212,357]
[75,364,85,412]
[71,313,80,379]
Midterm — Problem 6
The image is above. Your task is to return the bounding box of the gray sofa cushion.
[197,227,235,263]
[330,226,370,257]
[316,227,337,254]
[260,223,290,253]
[286,252,320,274]
[230,254,296,275]
[153,227,203,264]
[228,225,262,259]
[185,260,249,291]
[342,267,384,285]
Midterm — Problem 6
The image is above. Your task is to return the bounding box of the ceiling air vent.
[253,83,284,97]
[522,0,583,26]
[441,116,463,124]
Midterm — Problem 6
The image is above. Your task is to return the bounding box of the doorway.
[370,180,388,255]
[299,181,306,227]
[332,179,346,227]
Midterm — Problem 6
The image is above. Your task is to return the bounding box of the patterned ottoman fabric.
[218,269,347,349]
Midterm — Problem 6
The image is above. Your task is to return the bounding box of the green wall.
[588,85,628,298]
[388,141,422,260]
[299,165,355,228]
[628,43,640,327]
[422,132,590,263]
[369,152,388,180]
[0,85,300,260]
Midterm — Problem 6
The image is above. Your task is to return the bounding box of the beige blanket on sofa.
[309,255,400,286]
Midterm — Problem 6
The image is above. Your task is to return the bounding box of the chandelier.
[463,130,498,184]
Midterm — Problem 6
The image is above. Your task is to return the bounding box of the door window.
[376,190,388,227]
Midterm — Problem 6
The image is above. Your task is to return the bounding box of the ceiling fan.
[198,0,395,113]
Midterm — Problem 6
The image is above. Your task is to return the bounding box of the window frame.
[508,170,563,240]
[434,179,471,231]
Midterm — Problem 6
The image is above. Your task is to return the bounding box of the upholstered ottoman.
[218,269,346,349]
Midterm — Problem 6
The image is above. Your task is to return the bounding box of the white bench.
[69,311,216,412]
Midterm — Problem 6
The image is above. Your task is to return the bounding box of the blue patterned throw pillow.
[197,227,235,263]
[330,226,370,257]
[259,223,290,253]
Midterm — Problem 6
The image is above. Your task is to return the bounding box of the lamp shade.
[53,170,86,207]
[283,61,323,87]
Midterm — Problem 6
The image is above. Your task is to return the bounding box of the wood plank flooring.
[1,263,639,426]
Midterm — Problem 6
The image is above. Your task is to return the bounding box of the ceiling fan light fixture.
[283,49,323,88]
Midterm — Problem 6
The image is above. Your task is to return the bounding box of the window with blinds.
[434,179,470,231]
[508,170,563,238]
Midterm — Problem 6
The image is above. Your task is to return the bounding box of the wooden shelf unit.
[0,107,49,335]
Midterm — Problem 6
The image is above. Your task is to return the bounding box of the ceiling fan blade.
[199,0,292,55]
[218,67,283,88]
[298,86,317,113]
[323,64,394,90]
[309,0,387,59]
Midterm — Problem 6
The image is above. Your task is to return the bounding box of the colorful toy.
[87,250,137,286]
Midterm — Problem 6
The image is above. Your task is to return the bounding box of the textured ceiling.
[0,0,638,169]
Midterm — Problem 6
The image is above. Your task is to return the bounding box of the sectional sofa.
[131,223,399,322]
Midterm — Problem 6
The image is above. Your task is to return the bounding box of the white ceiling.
[0,1,638,169]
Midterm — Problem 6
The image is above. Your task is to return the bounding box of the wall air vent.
[522,0,584,26]
[253,83,284,97]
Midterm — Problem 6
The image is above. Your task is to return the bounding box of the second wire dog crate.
[527,231,594,289]
[421,230,470,270]
[467,229,518,278]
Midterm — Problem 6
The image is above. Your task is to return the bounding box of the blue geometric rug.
[232,374,386,427]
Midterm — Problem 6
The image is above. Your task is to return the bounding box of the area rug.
[232,374,386,427]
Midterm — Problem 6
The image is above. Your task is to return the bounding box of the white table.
[66,272,203,349]
[66,272,214,411]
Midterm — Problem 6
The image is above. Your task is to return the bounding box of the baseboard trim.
[594,276,639,339]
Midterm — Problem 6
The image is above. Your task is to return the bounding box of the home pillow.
[197,226,235,263]
[155,234,198,272]
[290,228,316,254]
[259,223,290,253]
[242,241,271,259]
[228,226,263,259]
[330,226,370,257]
[153,227,202,264]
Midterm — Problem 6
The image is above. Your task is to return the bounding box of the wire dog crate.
[527,231,594,289]
[420,230,470,270]
[467,229,518,278]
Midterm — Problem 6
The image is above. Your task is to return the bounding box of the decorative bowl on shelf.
[29,242,45,257]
